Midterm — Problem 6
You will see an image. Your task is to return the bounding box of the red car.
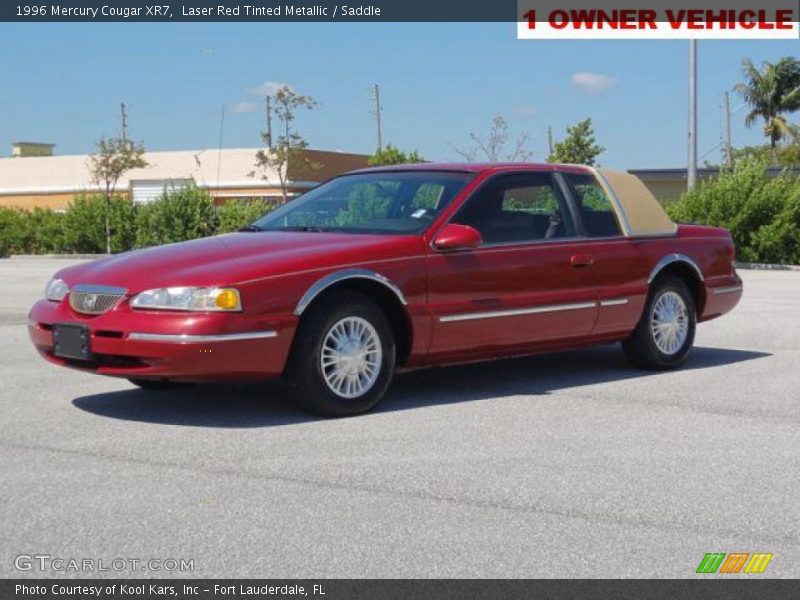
[29,163,742,416]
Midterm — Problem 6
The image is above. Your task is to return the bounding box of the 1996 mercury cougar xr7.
[29,163,743,416]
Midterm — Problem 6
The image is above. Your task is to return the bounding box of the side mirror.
[433,223,483,251]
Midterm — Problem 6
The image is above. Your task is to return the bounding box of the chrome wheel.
[650,291,689,356]
[320,316,382,399]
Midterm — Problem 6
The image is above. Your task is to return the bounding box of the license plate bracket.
[53,323,92,361]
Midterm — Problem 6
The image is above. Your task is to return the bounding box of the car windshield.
[251,171,474,235]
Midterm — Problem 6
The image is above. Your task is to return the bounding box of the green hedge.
[64,194,138,253]
[217,198,272,233]
[666,159,800,264]
[135,186,219,247]
[0,187,274,257]
[6,166,796,264]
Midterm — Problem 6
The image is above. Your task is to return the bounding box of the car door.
[559,171,650,338]
[425,171,598,360]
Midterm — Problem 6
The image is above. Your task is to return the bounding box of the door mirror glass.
[433,223,483,251]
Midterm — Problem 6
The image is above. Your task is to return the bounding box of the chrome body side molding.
[599,298,629,307]
[128,331,277,344]
[711,285,743,295]
[294,269,408,316]
[647,253,704,284]
[439,301,597,323]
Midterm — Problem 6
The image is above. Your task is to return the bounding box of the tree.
[89,136,147,253]
[368,144,424,166]
[729,143,800,168]
[735,57,800,165]
[453,116,532,162]
[547,118,604,165]
[254,86,317,203]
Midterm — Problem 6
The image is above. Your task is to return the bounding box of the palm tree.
[734,57,800,165]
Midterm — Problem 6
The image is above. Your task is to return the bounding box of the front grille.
[69,285,127,315]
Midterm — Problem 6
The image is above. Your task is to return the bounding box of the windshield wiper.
[238,225,263,232]
[279,225,328,232]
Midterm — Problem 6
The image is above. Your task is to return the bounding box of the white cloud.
[247,80,292,96]
[571,72,618,96]
[229,101,259,114]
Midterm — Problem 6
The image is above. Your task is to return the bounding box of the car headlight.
[130,287,242,312]
[45,278,69,302]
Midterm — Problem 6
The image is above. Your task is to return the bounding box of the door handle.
[571,254,594,268]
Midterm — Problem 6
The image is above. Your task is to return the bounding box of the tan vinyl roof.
[594,168,677,237]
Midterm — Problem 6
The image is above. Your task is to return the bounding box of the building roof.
[0,147,368,196]
[12,141,56,147]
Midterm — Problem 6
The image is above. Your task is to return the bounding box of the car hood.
[55,232,424,292]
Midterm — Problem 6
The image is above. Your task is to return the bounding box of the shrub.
[216,199,272,233]
[22,208,68,254]
[0,207,27,256]
[666,159,800,263]
[64,194,137,253]
[751,189,800,264]
[135,185,218,248]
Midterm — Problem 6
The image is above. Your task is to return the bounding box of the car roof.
[348,162,594,175]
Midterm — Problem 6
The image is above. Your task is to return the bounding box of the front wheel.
[622,276,696,370]
[285,291,396,416]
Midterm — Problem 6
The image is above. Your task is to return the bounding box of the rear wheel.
[285,291,395,416]
[622,275,696,370]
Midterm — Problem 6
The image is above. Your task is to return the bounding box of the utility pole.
[264,95,273,149]
[216,104,225,190]
[372,84,383,152]
[547,126,554,156]
[120,102,128,141]
[687,39,698,191]
[723,90,732,167]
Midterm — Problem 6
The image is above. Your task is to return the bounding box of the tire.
[128,378,186,390]
[622,275,696,370]
[284,290,396,416]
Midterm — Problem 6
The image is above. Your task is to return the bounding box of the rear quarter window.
[563,173,623,238]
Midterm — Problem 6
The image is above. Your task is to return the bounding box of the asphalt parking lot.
[0,257,798,578]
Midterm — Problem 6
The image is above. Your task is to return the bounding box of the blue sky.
[0,23,797,168]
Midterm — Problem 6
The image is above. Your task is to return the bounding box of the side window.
[452,173,575,244]
[563,173,622,237]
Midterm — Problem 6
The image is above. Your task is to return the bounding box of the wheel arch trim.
[647,253,704,285]
[293,269,408,316]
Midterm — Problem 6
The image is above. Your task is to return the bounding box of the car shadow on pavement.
[72,345,770,428]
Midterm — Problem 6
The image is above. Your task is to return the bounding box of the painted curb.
[4,254,108,260]
[736,262,800,271]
